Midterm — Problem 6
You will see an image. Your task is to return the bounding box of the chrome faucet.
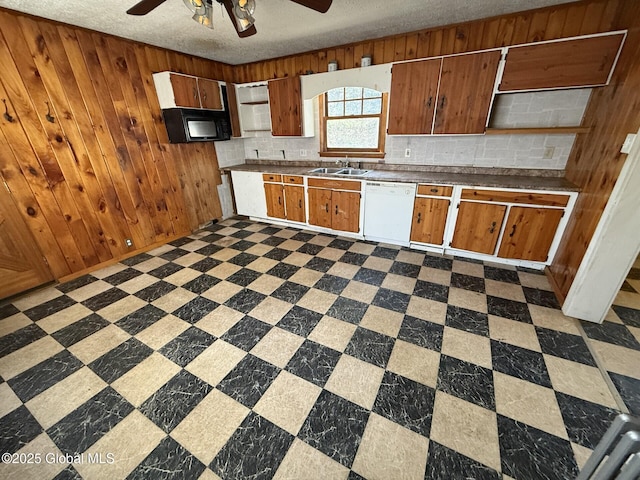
[335,156,350,168]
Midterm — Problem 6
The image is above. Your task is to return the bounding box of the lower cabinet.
[308,178,361,233]
[451,202,507,255]
[263,174,306,223]
[497,206,564,262]
[410,184,453,246]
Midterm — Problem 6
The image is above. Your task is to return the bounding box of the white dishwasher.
[363,181,417,246]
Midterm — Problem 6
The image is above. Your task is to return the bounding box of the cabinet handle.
[439,96,446,109]
[193,88,198,100]
[488,221,497,234]
[417,212,422,224]
[426,96,432,108]
[335,205,339,215]
[278,196,281,205]
[325,203,329,212]
[509,224,517,237]
[298,199,302,208]
[430,188,438,193]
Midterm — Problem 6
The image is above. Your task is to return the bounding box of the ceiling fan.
[126,0,333,38]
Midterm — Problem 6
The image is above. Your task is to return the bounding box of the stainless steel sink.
[308,167,345,174]
[335,168,371,176]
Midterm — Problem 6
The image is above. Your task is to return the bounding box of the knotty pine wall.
[0,9,234,279]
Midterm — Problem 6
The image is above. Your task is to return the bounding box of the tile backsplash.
[218,89,591,171]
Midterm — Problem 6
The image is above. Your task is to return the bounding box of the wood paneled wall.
[231,0,624,83]
[0,9,232,279]
[548,0,640,298]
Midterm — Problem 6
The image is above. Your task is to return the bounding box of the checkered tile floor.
[1,217,638,479]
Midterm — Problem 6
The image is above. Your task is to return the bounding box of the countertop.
[223,162,580,192]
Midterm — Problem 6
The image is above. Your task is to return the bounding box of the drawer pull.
[509,224,517,237]
[430,188,438,193]
[325,203,329,212]
[335,205,339,215]
[488,221,497,234]
[278,196,281,205]
[417,212,422,224]
[298,199,302,208]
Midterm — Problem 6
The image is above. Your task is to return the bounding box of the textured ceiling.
[0,0,578,65]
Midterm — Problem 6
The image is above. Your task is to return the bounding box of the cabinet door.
[388,59,441,134]
[499,34,624,91]
[226,84,242,137]
[410,197,450,245]
[433,51,501,134]
[332,190,361,233]
[198,78,222,110]
[170,74,200,108]
[284,185,305,223]
[451,202,506,255]
[308,188,332,228]
[268,76,302,136]
[498,206,564,261]
[264,183,286,219]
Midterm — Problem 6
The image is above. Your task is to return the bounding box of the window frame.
[319,88,388,159]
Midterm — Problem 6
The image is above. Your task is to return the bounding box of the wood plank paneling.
[0,8,231,286]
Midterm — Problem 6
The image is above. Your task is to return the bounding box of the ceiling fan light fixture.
[183,0,206,14]
[232,0,255,31]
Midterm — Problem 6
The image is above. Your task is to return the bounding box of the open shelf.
[240,100,269,105]
[243,129,272,132]
[486,126,591,135]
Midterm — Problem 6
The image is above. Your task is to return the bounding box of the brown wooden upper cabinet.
[198,78,223,110]
[388,51,501,135]
[154,72,224,110]
[268,76,302,136]
[499,33,625,92]
[169,73,200,109]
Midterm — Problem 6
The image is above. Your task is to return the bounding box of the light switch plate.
[621,133,636,154]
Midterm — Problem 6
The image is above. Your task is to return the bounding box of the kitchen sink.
[336,168,371,176]
[308,167,345,174]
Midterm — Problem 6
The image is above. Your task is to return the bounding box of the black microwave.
[162,107,232,143]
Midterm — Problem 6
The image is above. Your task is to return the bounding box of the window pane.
[328,101,344,117]
[363,98,382,114]
[326,118,380,149]
[345,87,363,100]
[344,100,362,116]
[363,88,382,98]
[327,88,344,101]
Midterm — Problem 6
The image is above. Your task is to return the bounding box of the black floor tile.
[555,392,619,450]
[285,339,342,387]
[423,254,453,271]
[220,316,272,351]
[52,314,110,348]
[305,257,335,273]
[24,295,77,321]
[608,372,640,415]
[425,441,500,480]
[116,304,167,335]
[259,226,282,236]
[389,261,421,278]
[182,274,220,294]
[0,303,19,320]
[445,305,489,336]
[216,354,280,408]
[159,327,216,367]
[102,268,143,286]
[210,412,294,480]
[373,371,435,437]
[53,466,82,480]
[226,268,262,288]
[413,280,449,303]
[450,273,485,293]
[353,268,387,287]
[231,220,252,230]
[261,236,286,247]
[81,288,129,312]
[620,280,637,293]
[88,338,153,383]
[230,240,257,252]
[535,326,597,366]
[484,266,520,284]
[326,297,369,325]
[128,436,205,480]
[397,316,443,352]
[134,281,177,302]
[168,237,192,248]
[498,414,578,480]
[190,257,222,273]
[160,247,190,261]
[47,387,134,454]
[581,320,640,350]
[224,289,267,314]
[487,296,532,323]
[314,274,350,294]
[228,252,260,267]
[271,282,310,304]
[0,323,47,358]
[345,327,395,368]
[8,350,83,402]
[626,267,640,280]
[328,239,354,250]
[195,244,224,258]
[231,229,253,239]
[121,252,153,266]
[298,390,370,468]
[297,243,324,255]
[522,287,561,309]
[436,355,495,410]
[371,246,399,260]
[371,288,410,313]
[491,340,552,388]
[611,305,640,328]
[0,405,43,455]
[339,252,368,266]
[267,262,300,280]
[139,370,212,433]
[148,263,183,279]
[173,297,219,324]
[56,275,98,294]
[276,306,323,337]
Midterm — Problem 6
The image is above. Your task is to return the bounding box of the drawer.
[283,175,304,185]
[262,173,282,182]
[417,184,453,197]
[461,189,570,207]
[307,177,361,191]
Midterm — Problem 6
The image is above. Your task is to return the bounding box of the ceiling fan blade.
[290,0,332,13]
[126,0,168,15]
[221,0,258,38]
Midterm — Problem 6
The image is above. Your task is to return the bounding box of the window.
[320,87,387,158]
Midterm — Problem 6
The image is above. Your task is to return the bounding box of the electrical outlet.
[405,148,411,158]
[125,238,133,247]
[300,149,307,157]
[543,146,555,159]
